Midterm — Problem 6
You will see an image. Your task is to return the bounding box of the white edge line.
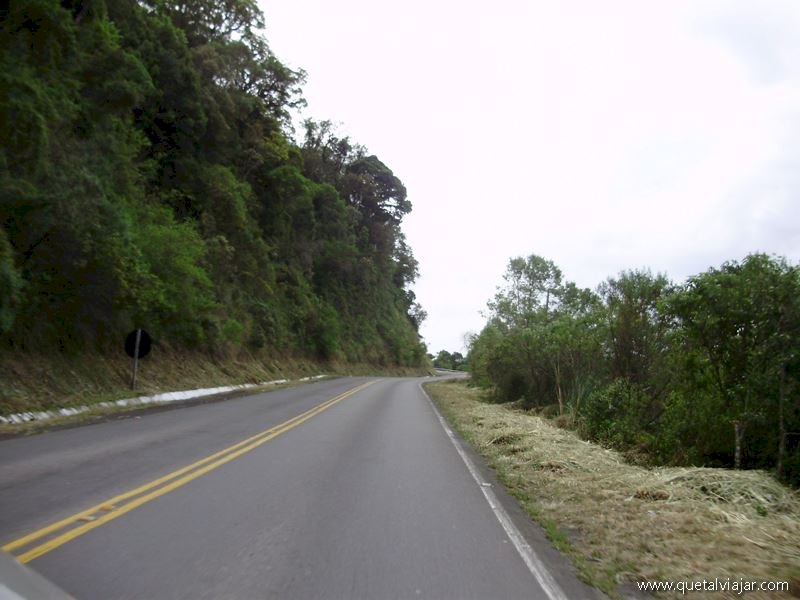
[419,382,568,600]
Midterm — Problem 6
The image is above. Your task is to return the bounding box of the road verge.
[425,379,800,599]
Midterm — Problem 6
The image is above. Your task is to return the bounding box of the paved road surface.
[0,377,601,599]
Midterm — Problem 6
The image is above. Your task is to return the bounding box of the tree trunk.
[75,1,91,24]
[777,363,787,479]
[734,421,744,469]
[554,361,564,416]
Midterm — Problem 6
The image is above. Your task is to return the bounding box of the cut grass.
[426,379,800,599]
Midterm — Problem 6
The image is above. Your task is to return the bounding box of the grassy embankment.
[0,349,428,433]
[426,379,800,599]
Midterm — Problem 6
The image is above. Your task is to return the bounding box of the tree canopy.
[468,253,800,486]
[0,0,427,368]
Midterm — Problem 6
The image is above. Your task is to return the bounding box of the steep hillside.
[0,0,428,408]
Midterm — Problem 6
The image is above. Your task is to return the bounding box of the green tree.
[667,254,799,470]
[488,255,563,328]
[599,270,673,387]
[0,0,427,371]
[472,255,603,411]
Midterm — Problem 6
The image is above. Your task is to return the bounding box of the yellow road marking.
[4,380,373,554]
[4,393,335,553]
[3,380,377,563]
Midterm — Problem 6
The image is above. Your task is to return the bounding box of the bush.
[579,380,654,449]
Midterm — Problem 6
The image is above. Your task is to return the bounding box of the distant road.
[0,376,598,599]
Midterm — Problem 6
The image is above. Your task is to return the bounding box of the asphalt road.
[0,376,601,599]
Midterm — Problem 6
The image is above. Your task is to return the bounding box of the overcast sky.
[258,0,800,353]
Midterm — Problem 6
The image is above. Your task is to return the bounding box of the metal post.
[131,328,142,390]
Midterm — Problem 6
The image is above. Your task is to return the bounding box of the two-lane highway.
[0,377,600,599]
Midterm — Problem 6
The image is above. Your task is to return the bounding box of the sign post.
[125,329,152,390]
[131,328,142,390]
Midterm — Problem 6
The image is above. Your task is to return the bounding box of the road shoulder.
[421,379,609,600]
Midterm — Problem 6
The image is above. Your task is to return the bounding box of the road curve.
[0,376,600,599]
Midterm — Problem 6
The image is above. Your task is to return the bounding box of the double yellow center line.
[3,380,377,563]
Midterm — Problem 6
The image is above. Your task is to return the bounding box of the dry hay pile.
[451,394,800,598]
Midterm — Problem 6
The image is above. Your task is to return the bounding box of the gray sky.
[258,0,800,353]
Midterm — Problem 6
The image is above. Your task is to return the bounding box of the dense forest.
[468,254,800,486]
[0,0,427,368]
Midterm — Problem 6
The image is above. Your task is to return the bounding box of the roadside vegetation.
[467,253,800,488]
[431,349,467,371]
[427,380,800,599]
[0,0,428,415]
[0,346,427,425]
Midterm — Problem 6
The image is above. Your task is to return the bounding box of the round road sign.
[125,329,152,359]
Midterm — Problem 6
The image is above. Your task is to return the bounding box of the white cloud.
[260,0,800,353]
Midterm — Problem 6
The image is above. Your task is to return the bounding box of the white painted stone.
[1,375,327,425]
